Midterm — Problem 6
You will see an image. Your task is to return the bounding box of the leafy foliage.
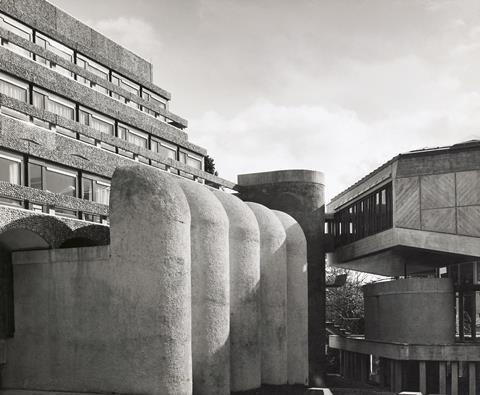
[204,155,218,176]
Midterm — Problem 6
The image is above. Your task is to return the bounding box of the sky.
[50,0,480,201]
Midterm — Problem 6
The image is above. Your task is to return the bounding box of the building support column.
[419,361,427,395]
[451,361,459,395]
[469,362,476,395]
[439,361,447,395]
[393,360,402,393]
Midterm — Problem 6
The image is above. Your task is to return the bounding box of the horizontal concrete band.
[12,246,110,266]
[329,335,480,361]
[0,27,181,125]
[0,0,155,87]
[365,290,453,296]
[0,114,235,190]
[238,169,325,186]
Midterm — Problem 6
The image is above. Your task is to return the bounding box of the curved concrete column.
[212,190,261,392]
[110,165,192,395]
[246,202,288,385]
[179,180,230,395]
[274,210,309,385]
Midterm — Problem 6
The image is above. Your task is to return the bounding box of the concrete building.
[0,2,315,394]
[327,141,480,395]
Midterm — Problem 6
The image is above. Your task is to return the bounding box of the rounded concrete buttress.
[179,180,230,395]
[246,202,288,385]
[212,190,261,392]
[109,165,192,395]
[273,210,309,386]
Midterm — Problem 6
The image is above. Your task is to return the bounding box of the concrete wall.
[179,180,230,395]
[0,166,311,394]
[0,0,154,84]
[212,190,261,392]
[238,169,326,387]
[247,202,288,385]
[364,278,455,344]
[274,210,309,386]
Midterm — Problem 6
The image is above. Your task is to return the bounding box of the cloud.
[192,95,480,202]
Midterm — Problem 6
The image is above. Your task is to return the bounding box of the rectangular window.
[141,88,167,109]
[44,166,76,197]
[56,125,77,139]
[0,151,22,185]
[111,72,139,96]
[33,88,75,120]
[186,154,203,170]
[35,32,73,62]
[28,163,42,190]
[51,63,73,79]
[118,123,148,149]
[100,142,116,153]
[1,106,29,122]
[55,207,77,219]
[79,135,95,145]
[78,107,114,136]
[0,12,32,41]
[152,138,177,160]
[0,72,28,102]
[32,117,50,130]
[1,38,31,58]
[76,54,109,80]
[82,175,110,205]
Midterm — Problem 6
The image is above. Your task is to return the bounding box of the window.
[55,125,77,139]
[151,138,177,160]
[1,38,31,58]
[35,32,73,62]
[0,12,32,41]
[51,63,73,79]
[1,107,29,122]
[76,54,109,80]
[118,123,148,149]
[33,88,75,120]
[141,88,167,110]
[82,175,110,205]
[333,183,393,247]
[0,151,22,185]
[111,72,139,96]
[0,72,28,102]
[179,150,203,170]
[28,161,77,197]
[79,107,114,136]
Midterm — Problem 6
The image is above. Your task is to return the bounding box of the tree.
[204,155,218,176]
[326,265,368,335]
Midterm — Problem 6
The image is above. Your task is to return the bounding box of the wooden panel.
[395,177,420,229]
[421,208,456,234]
[457,170,480,206]
[421,173,455,209]
[458,206,480,237]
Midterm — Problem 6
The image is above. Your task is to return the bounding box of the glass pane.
[0,79,27,102]
[127,131,147,148]
[32,91,45,110]
[79,110,89,126]
[82,178,93,200]
[187,156,202,170]
[95,183,110,205]
[45,168,76,197]
[0,14,32,40]
[46,98,74,120]
[91,116,114,135]
[56,126,76,138]
[28,163,42,189]
[179,152,187,163]
[2,40,31,58]
[0,157,20,184]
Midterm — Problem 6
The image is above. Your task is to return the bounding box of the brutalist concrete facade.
[0,0,234,368]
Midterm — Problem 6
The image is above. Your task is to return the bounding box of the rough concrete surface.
[247,202,288,385]
[274,210,309,386]
[179,179,230,395]
[213,190,262,392]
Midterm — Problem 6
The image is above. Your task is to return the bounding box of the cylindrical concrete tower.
[212,190,261,392]
[179,180,230,395]
[273,210,309,386]
[247,202,288,385]
[110,165,192,395]
[239,170,325,386]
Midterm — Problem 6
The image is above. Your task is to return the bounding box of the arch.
[61,224,110,248]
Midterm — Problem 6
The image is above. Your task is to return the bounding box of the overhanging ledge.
[329,335,480,361]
